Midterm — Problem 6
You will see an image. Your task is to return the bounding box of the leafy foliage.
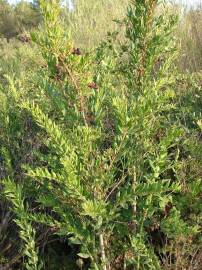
[3,179,42,270]
[0,0,201,269]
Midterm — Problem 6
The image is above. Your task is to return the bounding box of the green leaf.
[77,253,90,259]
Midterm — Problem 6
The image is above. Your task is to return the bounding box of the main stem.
[132,169,137,231]
[99,233,107,270]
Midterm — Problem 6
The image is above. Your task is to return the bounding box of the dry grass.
[178,8,202,72]
[64,1,202,73]
[64,0,129,49]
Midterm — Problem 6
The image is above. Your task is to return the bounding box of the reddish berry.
[88,82,98,90]
[72,47,81,55]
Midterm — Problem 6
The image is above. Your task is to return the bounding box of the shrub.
[1,0,201,269]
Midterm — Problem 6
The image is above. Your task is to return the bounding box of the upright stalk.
[99,233,107,270]
[132,168,137,232]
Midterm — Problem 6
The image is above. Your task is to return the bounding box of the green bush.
[0,0,40,39]
[0,0,201,269]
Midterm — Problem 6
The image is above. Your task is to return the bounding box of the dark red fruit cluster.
[72,47,81,55]
[88,82,98,90]
[18,34,31,43]
[163,202,173,217]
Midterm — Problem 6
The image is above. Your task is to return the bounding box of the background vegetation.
[0,0,201,269]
